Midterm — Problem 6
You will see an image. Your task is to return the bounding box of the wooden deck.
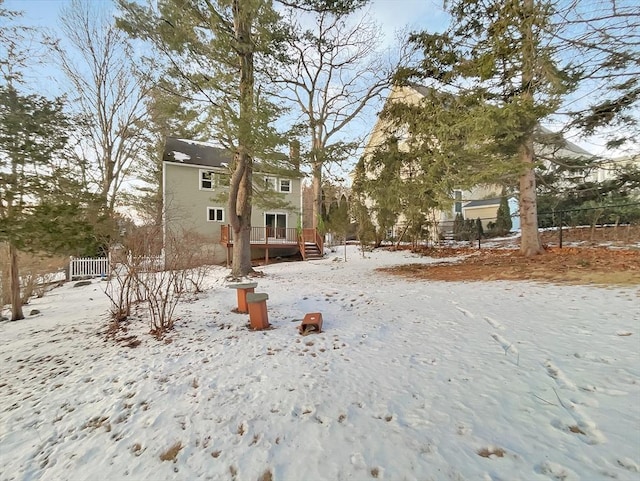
[220,226,323,262]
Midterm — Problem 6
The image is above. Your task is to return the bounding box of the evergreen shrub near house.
[493,196,512,235]
[464,218,476,241]
[453,213,465,240]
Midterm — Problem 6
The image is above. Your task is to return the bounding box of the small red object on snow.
[299,312,323,335]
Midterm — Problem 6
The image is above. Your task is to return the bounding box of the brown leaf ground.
[378,245,640,287]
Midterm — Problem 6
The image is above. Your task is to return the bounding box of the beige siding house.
[163,138,321,265]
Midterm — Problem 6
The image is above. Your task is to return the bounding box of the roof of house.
[536,125,592,157]
[163,137,232,168]
[463,198,501,209]
[162,137,303,177]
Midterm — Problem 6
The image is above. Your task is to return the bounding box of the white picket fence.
[69,256,111,280]
[69,254,164,280]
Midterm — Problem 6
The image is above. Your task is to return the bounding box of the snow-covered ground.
[1,246,639,481]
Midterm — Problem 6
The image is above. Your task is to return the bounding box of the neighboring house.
[359,84,596,240]
[162,137,322,265]
[585,154,640,187]
[359,84,506,241]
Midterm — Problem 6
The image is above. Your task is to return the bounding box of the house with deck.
[162,138,323,265]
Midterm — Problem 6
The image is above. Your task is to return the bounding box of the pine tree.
[0,84,87,320]
[475,217,484,240]
[117,0,286,277]
[388,0,581,256]
[452,213,465,241]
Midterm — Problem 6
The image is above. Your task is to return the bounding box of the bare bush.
[105,227,215,337]
[20,271,58,303]
[104,225,163,323]
[104,265,136,323]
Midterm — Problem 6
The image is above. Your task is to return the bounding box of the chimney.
[289,140,300,171]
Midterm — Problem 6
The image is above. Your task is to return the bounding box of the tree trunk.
[228,0,255,278]
[518,137,544,256]
[1,243,10,306]
[9,243,24,321]
[518,0,544,257]
[312,160,322,229]
[230,151,253,278]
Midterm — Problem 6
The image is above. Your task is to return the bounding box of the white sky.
[1,245,639,480]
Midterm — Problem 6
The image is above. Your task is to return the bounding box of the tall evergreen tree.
[1,2,100,321]
[0,84,84,321]
[386,0,580,256]
[117,0,286,277]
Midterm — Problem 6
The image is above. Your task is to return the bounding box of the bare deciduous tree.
[56,0,151,214]
[277,7,400,228]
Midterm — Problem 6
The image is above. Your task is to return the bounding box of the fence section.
[69,254,165,280]
[69,256,110,280]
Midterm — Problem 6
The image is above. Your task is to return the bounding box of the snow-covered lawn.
[1,246,639,481]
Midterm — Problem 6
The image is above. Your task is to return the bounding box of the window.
[454,190,462,214]
[279,179,291,193]
[201,170,215,190]
[217,173,230,187]
[207,207,224,222]
[264,176,277,191]
[201,170,230,190]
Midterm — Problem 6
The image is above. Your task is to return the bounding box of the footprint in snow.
[455,306,474,318]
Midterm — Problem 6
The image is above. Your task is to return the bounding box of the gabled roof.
[163,137,232,168]
[162,137,303,177]
[536,125,592,157]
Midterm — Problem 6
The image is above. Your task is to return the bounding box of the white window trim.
[279,178,291,193]
[200,169,215,191]
[207,207,225,222]
[200,169,230,190]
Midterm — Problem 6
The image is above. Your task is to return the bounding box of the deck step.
[303,244,323,260]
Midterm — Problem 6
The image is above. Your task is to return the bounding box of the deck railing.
[221,225,300,245]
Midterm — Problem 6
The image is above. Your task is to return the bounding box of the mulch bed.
[378,246,640,286]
